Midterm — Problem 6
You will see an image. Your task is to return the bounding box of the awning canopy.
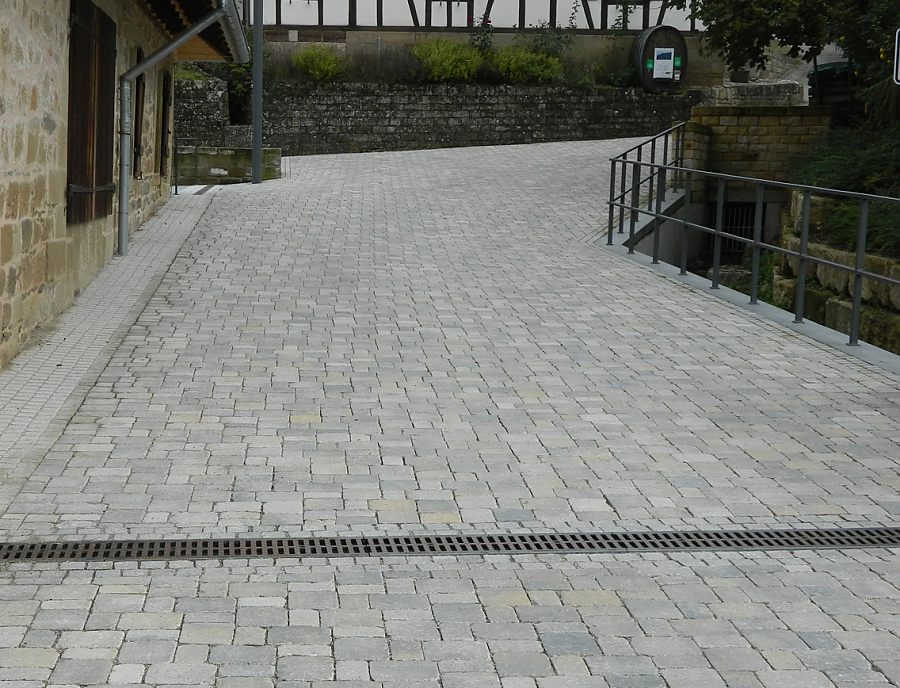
[142,0,249,62]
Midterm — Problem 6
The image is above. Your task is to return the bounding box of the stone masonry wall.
[775,193,900,355]
[699,82,806,108]
[687,106,831,181]
[176,81,702,155]
[173,77,230,146]
[0,0,175,369]
[1,0,70,368]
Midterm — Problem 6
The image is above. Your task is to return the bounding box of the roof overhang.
[142,0,250,63]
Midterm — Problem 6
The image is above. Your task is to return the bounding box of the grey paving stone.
[48,658,112,684]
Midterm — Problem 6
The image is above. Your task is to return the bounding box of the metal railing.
[607,122,687,254]
[606,130,900,347]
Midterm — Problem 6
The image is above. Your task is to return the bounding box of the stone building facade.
[0,0,247,369]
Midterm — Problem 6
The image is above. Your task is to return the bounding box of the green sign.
[674,56,682,67]
[646,59,653,70]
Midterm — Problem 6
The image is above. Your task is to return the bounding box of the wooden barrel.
[630,25,688,94]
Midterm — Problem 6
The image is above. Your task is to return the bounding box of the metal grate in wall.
[1,527,899,563]
[707,201,764,258]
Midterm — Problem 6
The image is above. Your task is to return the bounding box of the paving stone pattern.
[0,139,899,687]
[1,550,899,687]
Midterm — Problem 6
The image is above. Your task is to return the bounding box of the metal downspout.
[117,0,246,256]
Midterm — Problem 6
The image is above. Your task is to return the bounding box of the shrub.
[527,21,575,58]
[468,15,494,55]
[492,45,562,84]
[791,127,900,258]
[411,39,484,82]
[292,45,345,82]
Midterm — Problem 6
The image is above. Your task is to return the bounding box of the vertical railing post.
[711,178,725,289]
[680,170,692,275]
[628,158,640,254]
[652,163,663,264]
[749,183,764,304]
[849,198,869,345]
[607,158,617,246]
[672,124,685,189]
[618,153,627,234]
[793,190,812,323]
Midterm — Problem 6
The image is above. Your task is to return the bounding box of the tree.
[672,0,896,85]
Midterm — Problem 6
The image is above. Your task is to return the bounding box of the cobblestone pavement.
[1,139,899,687]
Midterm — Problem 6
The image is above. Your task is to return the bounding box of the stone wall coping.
[691,105,831,117]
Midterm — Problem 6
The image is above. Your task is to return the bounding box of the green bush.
[292,45,345,82]
[791,127,900,258]
[411,39,484,82]
[525,20,575,58]
[492,45,562,84]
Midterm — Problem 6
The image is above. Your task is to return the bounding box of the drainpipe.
[117,0,249,256]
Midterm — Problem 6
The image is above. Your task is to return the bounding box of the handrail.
[606,134,900,348]
[607,122,687,256]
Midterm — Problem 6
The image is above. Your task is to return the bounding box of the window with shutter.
[67,0,116,224]
[158,72,172,178]
[133,48,145,180]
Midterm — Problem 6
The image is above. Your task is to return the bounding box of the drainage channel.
[2,527,899,563]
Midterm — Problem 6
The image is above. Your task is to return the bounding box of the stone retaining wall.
[774,193,900,355]
[176,147,282,185]
[176,81,702,156]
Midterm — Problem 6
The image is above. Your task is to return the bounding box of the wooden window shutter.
[159,72,172,177]
[132,49,145,179]
[94,8,117,217]
[66,0,116,223]
[67,0,96,224]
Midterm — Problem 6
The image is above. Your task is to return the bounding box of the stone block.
[4,183,20,219]
[3,266,14,298]
[46,239,66,281]
[802,283,831,323]
[814,244,852,295]
[1,223,13,264]
[48,169,67,206]
[772,277,795,310]
[824,298,852,335]
[20,219,34,252]
[890,264,900,310]
[860,307,900,352]
[862,254,895,307]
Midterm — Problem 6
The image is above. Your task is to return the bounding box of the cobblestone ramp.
[1,141,899,688]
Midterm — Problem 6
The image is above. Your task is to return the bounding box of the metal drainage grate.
[1,527,899,563]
